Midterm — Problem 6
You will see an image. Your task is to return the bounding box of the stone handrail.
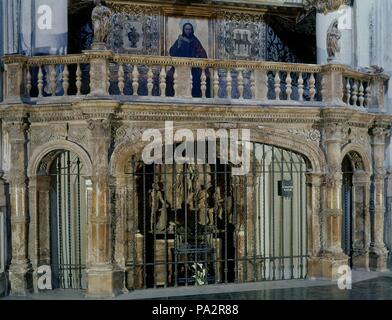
[0,52,388,111]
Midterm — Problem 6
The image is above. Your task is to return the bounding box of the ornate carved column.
[318,122,348,279]
[28,175,52,292]
[86,117,117,296]
[6,121,33,295]
[351,170,371,270]
[369,124,390,271]
[306,172,323,277]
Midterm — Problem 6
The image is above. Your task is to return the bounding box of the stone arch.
[110,127,325,176]
[28,140,93,178]
[341,144,372,173]
[340,144,371,270]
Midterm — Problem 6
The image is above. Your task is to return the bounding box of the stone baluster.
[365,83,371,107]
[6,121,33,295]
[37,65,44,98]
[238,69,244,99]
[132,65,139,96]
[358,81,365,107]
[250,70,255,99]
[26,68,32,97]
[173,67,178,96]
[298,72,304,101]
[86,117,116,296]
[62,64,69,96]
[147,67,154,96]
[227,70,232,99]
[345,79,351,105]
[76,63,82,96]
[49,65,57,96]
[309,73,316,101]
[285,72,292,101]
[351,81,358,107]
[201,68,207,98]
[274,71,281,100]
[118,64,125,95]
[369,124,390,271]
[160,66,166,97]
[213,69,219,98]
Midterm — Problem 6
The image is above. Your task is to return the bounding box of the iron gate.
[50,151,87,289]
[125,143,309,289]
[342,156,353,264]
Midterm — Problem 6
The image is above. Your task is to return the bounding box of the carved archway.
[341,149,371,270]
[27,141,93,291]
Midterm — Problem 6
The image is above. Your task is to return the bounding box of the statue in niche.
[91,0,112,49]
[149,180,168,232]
[326,19,341,62]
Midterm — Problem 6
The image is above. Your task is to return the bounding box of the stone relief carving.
[326,19,341,62]
[29,124,68,145]
[287,128,321,144]
[113,125,145,146]
[107,3,160,55]
[216,11,266,61]
[92,0,112,49]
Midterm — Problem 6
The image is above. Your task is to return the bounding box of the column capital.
[87,117,113,138]
[322,122,343,142]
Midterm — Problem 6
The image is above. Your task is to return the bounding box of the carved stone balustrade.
[0,52,388,112]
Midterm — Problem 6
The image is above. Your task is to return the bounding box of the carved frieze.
[29,124,68,145]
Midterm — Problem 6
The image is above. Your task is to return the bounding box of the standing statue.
[326,19,341,62]
[91,0,112,49]
[149,181,168,232]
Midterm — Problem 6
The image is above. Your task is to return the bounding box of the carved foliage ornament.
[304,0,352,14]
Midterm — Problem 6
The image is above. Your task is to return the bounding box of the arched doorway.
[342,155,353,266]
[34,150,86,289]
[122,142,309,289]
[48,150,87,289]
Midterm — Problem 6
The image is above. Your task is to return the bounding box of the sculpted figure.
[92,0,112,48]
[327,19,341,62]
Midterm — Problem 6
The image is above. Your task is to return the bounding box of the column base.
[369,246,389,272]
[0,272,7,297]
[352,250,370,271]
[307,253,349,280]
[8,263,33,296]
[86,265,124,298]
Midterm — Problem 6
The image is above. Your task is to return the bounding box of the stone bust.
[91,0,112,49]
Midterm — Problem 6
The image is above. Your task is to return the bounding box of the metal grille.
[342,157,353,262]
[50,151,86,289]
[126,143,308,289]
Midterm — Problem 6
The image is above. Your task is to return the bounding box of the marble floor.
[2,270,392,300]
